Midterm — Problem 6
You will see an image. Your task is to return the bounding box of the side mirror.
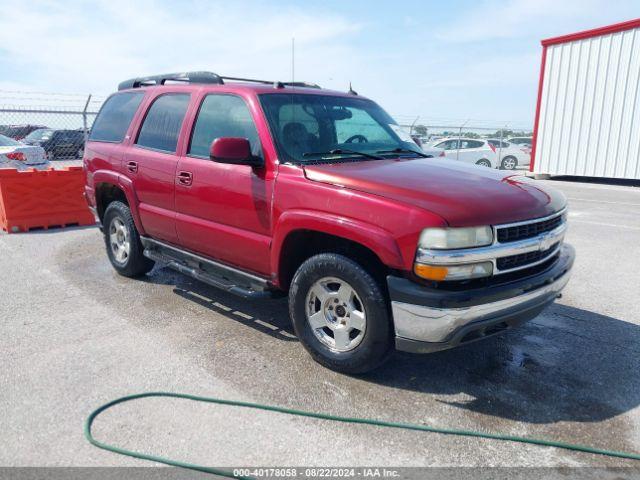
[209,137,263,168]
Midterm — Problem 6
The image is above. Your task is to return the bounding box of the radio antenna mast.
[291,37,295,85]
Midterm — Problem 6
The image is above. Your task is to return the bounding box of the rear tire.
[103,201,154,278]
[501,156,517,170]
[289,253,393,374]
[476,159,492,168]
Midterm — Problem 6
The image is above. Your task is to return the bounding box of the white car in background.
[487,139,531,170]
[429,137,498,168]
[0,134,49,171]
[507,136,533,147]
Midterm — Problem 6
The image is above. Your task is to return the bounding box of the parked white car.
[0,134,49,171]
[430,137,498,168]
[507,136,533,147]
[487,139,531,170]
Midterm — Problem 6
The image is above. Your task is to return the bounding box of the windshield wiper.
[303,148,384,160]
[376,148,429,158]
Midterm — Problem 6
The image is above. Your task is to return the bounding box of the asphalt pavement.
[1,178,640,473]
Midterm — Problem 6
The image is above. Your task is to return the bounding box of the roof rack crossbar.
[118,71,321,91]
[118,71,223,91]
[221,77,320,88]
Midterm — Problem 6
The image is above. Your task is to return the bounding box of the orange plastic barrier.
[0,167,95,233]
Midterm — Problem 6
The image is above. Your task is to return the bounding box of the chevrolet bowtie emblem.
[538,232,553,251]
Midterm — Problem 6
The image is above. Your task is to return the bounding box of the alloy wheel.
[109,217,130,264]
[305,276,367,352]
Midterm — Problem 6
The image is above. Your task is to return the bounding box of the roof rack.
[118,72,223,91]
[118,71,321,91]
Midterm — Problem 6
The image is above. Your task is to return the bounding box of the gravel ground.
[1,178,639,474]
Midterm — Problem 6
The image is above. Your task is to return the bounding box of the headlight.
[418,226,493,250]
[414,226,494,281]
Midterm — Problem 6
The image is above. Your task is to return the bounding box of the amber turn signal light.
[414,264,449,281]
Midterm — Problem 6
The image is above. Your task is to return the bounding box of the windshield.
[24,129,53,142]
[259,93,423,163]
[0,134,21,147]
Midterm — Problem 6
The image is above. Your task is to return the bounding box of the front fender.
[271,209,405,284]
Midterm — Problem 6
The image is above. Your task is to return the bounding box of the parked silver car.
[0,134,49,171]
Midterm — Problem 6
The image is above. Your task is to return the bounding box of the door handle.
[126,161,138,173]
[177,171,193,186]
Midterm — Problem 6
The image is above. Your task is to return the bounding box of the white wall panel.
[535,27,640,179]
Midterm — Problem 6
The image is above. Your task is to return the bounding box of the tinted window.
[460,140,484,149]
[278,103,319,136]
[189,94,261,158]
[335,108,394,144]
[436,140,458,150]
[136,94,190,153]
[24,129,53,142]
[90,92,144,143]
[259,93,421,163]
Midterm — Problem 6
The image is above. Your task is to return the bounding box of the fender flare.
[92,170,145,235]
[270,209,405,285]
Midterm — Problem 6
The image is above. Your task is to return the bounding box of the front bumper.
[389,244,575,353]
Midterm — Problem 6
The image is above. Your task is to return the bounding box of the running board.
[141,237,273,299]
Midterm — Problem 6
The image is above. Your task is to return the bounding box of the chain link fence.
[1,91,532,170]
[393,118,533,170]
[0,92,106,167]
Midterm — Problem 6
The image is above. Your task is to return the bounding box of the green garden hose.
[85,391,640,479]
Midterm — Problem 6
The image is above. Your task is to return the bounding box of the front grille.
[497,213,564,243]
[497,242,559,270]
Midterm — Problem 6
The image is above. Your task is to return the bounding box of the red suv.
[83,71,574,373]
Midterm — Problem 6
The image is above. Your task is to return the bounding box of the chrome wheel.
[109,217,130,264]
[305,276,366,352]
[476,159,491,168]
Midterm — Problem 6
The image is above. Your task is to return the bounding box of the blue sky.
[0,0,638,129]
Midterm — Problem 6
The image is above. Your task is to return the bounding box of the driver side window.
[189,94,262,158]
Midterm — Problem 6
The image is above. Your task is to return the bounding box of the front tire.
[103,201,154,277]
[289,253,392,374]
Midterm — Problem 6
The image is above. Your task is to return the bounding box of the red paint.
[530,44,548,173]
[210,137,251,162]
[303,158,565,227]
[5,152,26,161]
[1,167,94,233]
[542,18,640,46]
[85,81,567,286]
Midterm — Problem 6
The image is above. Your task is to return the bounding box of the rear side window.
[189,94,261,158]
[90,92,144,143]
[460,140,484,149]
[437,140,458,150]
[136,94,191,153]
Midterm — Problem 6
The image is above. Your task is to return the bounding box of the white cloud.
[435,0,637,43]
[0,0,362,94]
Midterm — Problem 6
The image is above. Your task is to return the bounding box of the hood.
[303,158,565,227]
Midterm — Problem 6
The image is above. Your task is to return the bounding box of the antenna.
[291,37,295,86]
[348,81,358,95]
